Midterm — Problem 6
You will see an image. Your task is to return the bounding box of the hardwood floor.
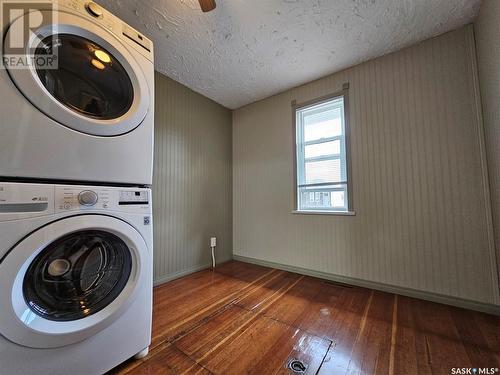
[110,261,500,375]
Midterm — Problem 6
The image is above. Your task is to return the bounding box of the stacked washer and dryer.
[0,1,155,374]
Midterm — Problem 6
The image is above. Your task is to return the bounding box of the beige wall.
[475,0,500,290]
[153,72,232,284]
[233,26,499,306]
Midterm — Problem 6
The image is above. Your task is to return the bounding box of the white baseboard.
[233,254,500,316]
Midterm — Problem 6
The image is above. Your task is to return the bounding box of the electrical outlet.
[210,237,217,247]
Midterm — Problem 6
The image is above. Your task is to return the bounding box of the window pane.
[298,184,347,210]
[296,96,349,212]
[305,140,341,158]
[305,158,344,184]
[304,109,342,142]
[331,190,345,207]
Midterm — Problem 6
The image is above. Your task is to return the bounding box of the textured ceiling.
[97,0,481,109]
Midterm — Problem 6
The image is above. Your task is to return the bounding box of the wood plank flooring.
[109,261,500,375]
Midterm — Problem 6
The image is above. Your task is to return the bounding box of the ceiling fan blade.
[198,0,216,12]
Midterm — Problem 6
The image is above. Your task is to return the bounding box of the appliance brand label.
[32,196,48,201]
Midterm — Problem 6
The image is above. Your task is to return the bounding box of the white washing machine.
[0,182,153,375]
[0,0,154,185]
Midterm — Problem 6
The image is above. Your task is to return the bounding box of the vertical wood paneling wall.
[153,72,232,284]
[475,0,500,292]
[233,26,500,305]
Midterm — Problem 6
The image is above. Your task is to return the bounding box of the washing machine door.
[3,8,150,136]
[0,215,148,348]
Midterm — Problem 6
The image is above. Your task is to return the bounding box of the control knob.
[86,2,103,17]
[79,190,98,206]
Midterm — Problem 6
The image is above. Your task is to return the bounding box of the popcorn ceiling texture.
[97,0,481,109]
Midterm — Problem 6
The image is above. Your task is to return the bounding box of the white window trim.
[291,210,356,216]
[292,87,354,215]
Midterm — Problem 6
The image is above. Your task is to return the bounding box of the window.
[295,94,351,213]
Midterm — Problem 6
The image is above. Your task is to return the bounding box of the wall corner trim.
[465,24,500,304]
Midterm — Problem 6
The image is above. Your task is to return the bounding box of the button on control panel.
[85,1,103,17]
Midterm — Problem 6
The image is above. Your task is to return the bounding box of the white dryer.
[0,182,153,375]
[0,0,154,185]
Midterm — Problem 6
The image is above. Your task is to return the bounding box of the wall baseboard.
[153,255,232,287]
[233,254,500,316]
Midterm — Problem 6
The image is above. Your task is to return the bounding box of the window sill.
[291,210,356,216]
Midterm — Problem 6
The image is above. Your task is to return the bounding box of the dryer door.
[0,215,149,348]
[3,9,150,136]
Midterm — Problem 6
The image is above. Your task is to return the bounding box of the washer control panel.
[55,185,151,213]
[0,183,151,221]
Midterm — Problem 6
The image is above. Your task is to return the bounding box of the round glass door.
[23,230,132,322]
[35,34,134,120]
[4,10,151,136]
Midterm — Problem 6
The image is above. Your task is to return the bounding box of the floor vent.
[287,358,308,374]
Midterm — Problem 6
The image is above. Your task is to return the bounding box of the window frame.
[292,86,355,215]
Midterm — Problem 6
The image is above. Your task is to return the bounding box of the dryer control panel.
[58,0,154,61]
